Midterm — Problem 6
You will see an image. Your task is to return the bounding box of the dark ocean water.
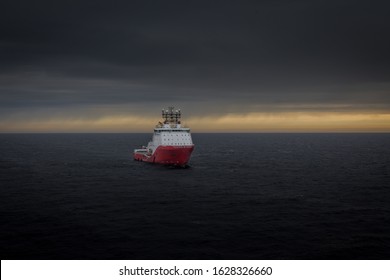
[0,133,389,260]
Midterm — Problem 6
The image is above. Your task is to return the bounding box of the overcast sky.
[1,0,389,132]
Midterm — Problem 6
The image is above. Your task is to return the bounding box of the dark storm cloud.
[1,0,390,117]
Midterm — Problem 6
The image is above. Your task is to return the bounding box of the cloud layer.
[1,0,389,131]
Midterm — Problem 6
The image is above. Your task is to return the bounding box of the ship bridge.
[149,107,193,147]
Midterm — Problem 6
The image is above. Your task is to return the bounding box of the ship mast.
[162,107,181,125]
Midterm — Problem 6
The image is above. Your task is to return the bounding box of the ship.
[133,107,194,167]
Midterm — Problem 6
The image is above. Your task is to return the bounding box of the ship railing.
[154,128,190,132]
[134,148,148,153]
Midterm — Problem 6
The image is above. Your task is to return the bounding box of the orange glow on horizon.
[1,112,390,133]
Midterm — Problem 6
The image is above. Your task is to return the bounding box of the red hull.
[134,145,194,166]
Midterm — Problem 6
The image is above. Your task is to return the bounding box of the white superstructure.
[145,107,193,154]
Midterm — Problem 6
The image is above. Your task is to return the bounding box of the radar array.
[162,107,181,124]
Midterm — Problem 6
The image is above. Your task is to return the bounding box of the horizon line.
[1,131,390,134]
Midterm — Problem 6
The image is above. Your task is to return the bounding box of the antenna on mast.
[161,106,181,124]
